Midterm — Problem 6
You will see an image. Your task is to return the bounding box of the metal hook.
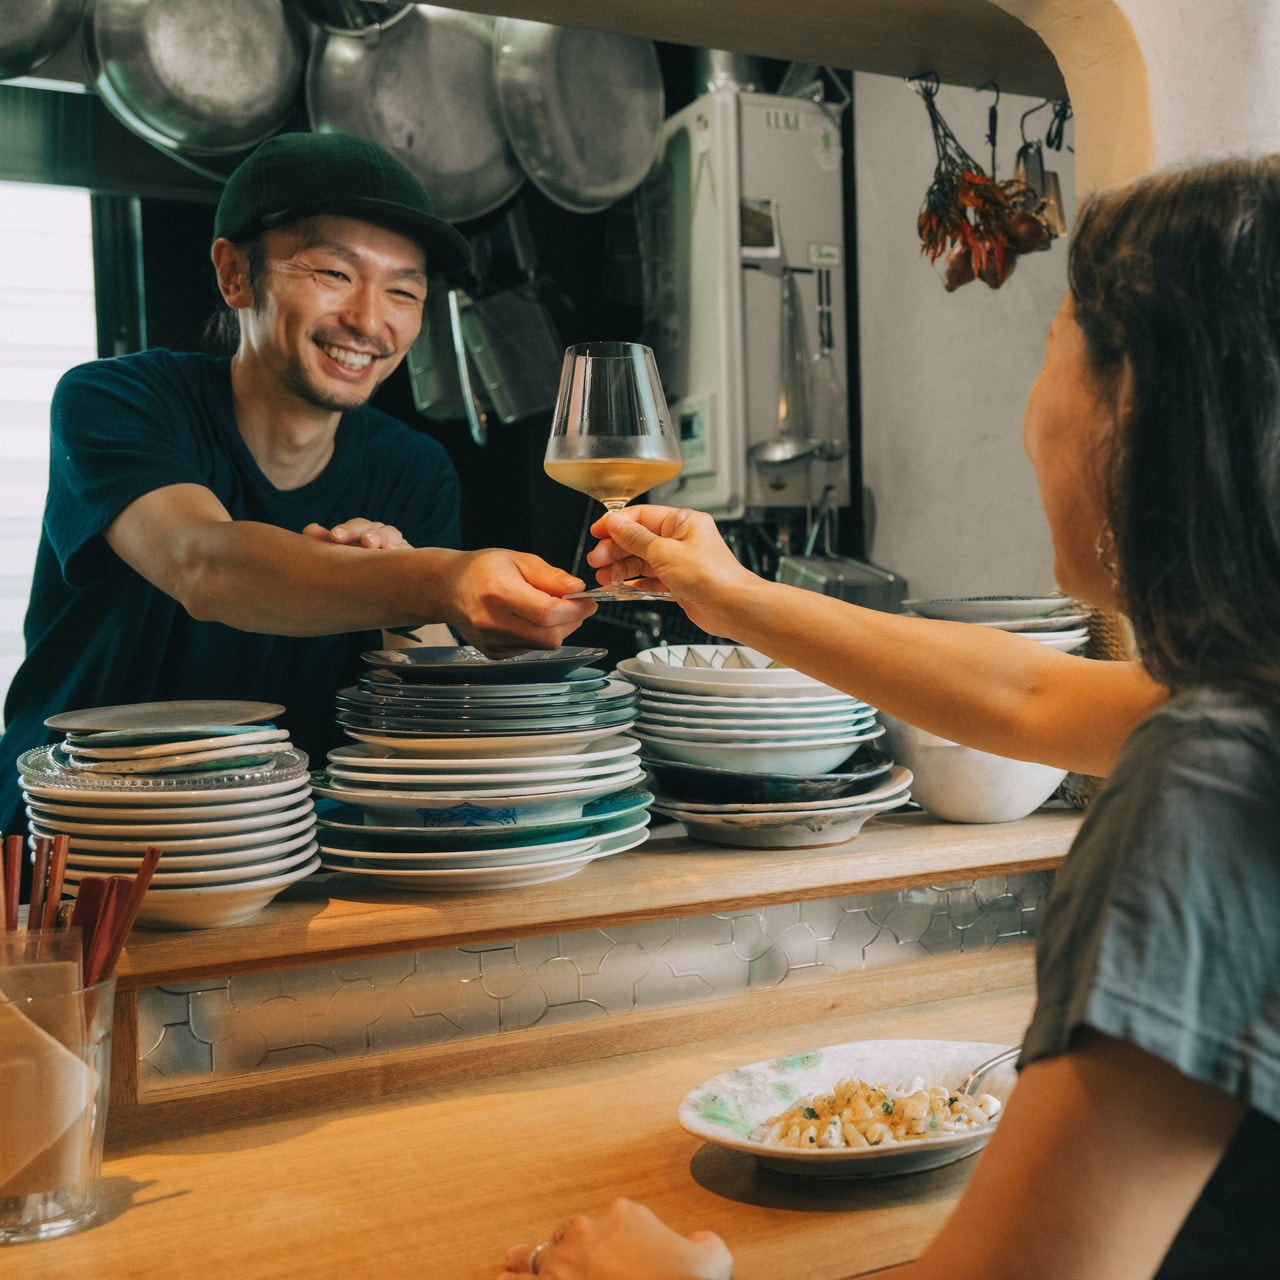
[977,81,1000,179]
[1019,99,1053,145]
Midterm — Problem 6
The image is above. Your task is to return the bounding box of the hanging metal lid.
[493,19,665,215]
[306,5,524,226]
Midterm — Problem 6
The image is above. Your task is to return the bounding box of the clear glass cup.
[543,341,682,601]
[0,963,115,1244]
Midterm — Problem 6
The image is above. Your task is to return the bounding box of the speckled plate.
[652,790,910,847]
[678,1038,1016,1178]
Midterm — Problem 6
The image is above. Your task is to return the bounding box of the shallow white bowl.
[616,658,830,699]
[654,793,910,847]
[881,715,1066,823]
[66,855,321,930]
[678,1038,1016,1178]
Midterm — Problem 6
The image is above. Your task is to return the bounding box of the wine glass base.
[565,585,673,602]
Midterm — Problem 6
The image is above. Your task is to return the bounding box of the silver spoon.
[957,1044,1021,1096]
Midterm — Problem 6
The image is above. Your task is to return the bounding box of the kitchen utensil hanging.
[750,266,818,466]
[306,5,524,225]
[911,75,1058,293]
[86,0,306,158]
[493,18,664,214]
[810,268,847,449]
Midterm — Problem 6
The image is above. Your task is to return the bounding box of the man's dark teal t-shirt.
[0,349,460,836]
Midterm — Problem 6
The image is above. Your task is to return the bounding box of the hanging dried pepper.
[912,76,1052,291]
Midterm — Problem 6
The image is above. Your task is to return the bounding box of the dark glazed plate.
[360,646,609,684]
[642,743,894,805]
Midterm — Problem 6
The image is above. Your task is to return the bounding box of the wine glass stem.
[604,501,627,586]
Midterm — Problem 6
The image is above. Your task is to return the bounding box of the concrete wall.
[855,73,1075,598]
[857,0,1280,601]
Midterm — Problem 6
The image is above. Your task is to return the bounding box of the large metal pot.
[306,5,523,226]
[493,19,664,215]
[87,0,306,156]
[0,0,86,81]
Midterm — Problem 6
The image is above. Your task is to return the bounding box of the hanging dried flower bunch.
[912,75,1055,292]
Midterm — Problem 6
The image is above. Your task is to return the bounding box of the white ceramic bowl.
[65,855,321,930]
[881,715,1065,824]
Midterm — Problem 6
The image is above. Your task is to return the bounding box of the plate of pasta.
[677,1039,1017,1178]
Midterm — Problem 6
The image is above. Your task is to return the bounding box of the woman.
[499,156,1280,1279]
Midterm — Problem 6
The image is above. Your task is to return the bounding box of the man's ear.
[211,238,253,309]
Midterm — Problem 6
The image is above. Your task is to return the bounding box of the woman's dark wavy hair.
[1069,155,1280,699]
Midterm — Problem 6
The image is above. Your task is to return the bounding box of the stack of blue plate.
[314,647,652,891]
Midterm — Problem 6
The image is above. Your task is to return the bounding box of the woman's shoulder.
[1122,685,1280,778]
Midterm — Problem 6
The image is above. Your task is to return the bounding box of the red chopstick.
[3,834,21,933]
[28,835,51,935]
[87,845,161,985]
[69,874,108,941]
[83,877,131,988]
[40,834,70,931]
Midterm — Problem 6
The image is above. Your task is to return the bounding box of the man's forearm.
[164,518,465,636]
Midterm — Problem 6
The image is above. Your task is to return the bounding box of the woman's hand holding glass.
[587,505,760,637]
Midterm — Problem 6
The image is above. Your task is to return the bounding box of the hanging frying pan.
[306,5,524,226]
[0,0,86,81]
[86,0,306,156]
[493,19,664,215]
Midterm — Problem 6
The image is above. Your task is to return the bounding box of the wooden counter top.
[115,809,1077,989]
[30,948,1037,1280]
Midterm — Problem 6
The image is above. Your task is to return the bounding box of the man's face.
[238,215,428,413]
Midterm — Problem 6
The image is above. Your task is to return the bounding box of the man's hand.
[439,548,596,656]
[303,519,410,549]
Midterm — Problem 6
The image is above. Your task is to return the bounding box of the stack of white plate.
[615,645,912,848]
[618,645,886,774]
[312,646,652,890]
[19,699,318,930]
[901,596,1090,652]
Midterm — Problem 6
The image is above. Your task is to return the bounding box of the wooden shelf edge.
[106,941,1036,1147]
[115,811,1075,989]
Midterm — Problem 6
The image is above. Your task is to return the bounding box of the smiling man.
[0,132,595,844]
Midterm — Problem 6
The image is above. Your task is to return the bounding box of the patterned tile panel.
[136,872,1053,1093]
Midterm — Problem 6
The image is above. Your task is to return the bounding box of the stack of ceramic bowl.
[901,595,1090,652]
[615,645,913,848]
[312,646,653,891]
[18,699,318,930]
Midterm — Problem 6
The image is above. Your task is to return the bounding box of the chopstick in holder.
[28,835,51,935]
[87,844,161,985]
[3,834,22,933]
[83,877,131,988]
[40,834,70,931]
[69,874,108,944]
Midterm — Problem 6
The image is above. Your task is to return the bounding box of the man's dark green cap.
[214,131,471,274]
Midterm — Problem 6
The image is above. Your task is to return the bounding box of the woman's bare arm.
[592,507,1164,776]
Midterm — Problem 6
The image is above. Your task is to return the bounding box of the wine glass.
[544,341,682,601]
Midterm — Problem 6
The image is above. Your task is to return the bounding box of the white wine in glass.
[544,341,682,601]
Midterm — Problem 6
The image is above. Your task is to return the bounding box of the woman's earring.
[1095,525,1120,586]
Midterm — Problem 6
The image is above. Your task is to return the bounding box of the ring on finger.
[529,1241,551,1274]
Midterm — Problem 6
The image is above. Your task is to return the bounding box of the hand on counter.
[498,1199,732,1280]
